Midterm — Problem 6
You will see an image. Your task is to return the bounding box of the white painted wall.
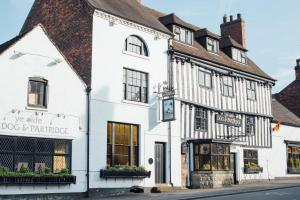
[89,12,181,188]
[231,124,300,182]
[0,25,87,195]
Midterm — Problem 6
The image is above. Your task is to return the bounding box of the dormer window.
[174,25,192,45]
[207,38,219,53]
[232,48,246,64]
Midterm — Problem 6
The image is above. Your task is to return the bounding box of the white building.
[0,25,87,195]
[1,0,299,198]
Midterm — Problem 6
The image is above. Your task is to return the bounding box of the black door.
[155,143,166,184]
[230,153,238,184]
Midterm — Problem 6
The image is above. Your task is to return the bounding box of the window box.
[100,170,151,179]
[244,167,263,174]
[0,175,76,185]
[287,168,300,174]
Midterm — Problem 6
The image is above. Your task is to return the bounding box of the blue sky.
[0,0,299,93]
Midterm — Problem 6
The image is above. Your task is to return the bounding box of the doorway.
[230,153,238,184]
[155,142,166,184]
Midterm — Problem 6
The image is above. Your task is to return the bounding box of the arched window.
[125,35,149,56]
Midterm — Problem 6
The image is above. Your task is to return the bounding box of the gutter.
[85,86,92,198]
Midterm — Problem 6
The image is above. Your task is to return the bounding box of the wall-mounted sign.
[0,110,80,139]
[162,89,176,97]
[215,113,242,127]
[162,97,175,122]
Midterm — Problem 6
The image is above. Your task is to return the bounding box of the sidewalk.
[95,179,300,200]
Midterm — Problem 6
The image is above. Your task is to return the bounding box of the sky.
[0,0,299,93]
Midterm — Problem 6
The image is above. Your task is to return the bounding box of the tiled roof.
[195,28,220,40]
[172,40,274,80]
[87,0,172,35]
[272,98,300,127]
[0,34,25,55]
[158,13,200,31]
[144,6,274,81]
[220,36,247,51]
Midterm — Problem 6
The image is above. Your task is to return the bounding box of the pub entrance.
[155,142,166,184]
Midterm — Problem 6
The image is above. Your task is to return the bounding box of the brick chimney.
[296,59,300,80]
[221,13,246,48]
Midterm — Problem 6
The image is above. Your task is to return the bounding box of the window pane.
[200,155,211,170]
[211,156,218,170]
[200,144,210,155]
[205,73,211,88]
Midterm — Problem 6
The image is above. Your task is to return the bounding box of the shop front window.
[194,143,230,171]
[287,144,300,172]
[107,122,139,166]
[243,149,258,167]
[0,136,71,173]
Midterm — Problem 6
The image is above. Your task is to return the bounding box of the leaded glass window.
[195,107,208,131]
[0,136,71,173]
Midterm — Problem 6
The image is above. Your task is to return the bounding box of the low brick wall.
[191,171,234,189]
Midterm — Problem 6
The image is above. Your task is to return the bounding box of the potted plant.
[0,166,76,185]
[244,162,263,174]
[100,165,151,179]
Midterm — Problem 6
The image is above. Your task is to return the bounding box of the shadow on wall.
[148,95,159,131]
[91,86,114,170]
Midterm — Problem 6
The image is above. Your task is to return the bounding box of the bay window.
[194,142,230,171]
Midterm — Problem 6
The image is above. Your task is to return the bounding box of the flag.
[273,121,281,132]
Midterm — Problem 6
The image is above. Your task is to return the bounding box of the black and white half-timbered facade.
[159,13,276,188]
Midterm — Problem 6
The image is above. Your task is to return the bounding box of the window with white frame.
[246,80,256,100]
[174,25,193,45]
[123,68,148,103]
[125,35,149,56]
[223,76,234,97]
[232,48,246,64]
[198,69,212,88]
[207,38,219,53]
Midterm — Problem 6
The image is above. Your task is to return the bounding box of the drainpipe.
[168,37,174,187]
[85,86,92,198]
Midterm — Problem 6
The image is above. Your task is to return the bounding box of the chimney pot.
[237,13,242,20]
[230,15,233,21]
[296,59,300,80]
[223,15,228,23]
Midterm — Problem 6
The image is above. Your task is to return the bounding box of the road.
[98,185,300,200]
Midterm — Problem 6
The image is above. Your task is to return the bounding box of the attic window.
[174,25,192,45]
[207,38,219,53]
[232,48,246,64]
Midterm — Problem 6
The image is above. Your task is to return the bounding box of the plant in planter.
[244,162,263,174]
[101,165,151,179]
[0,165,76,184]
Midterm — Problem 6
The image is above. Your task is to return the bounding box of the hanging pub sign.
[215,113,242,127]
[162,97,175,122]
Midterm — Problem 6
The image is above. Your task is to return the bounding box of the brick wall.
[221,15,246,48]
[275,81,300,118]
[21,0,94,85]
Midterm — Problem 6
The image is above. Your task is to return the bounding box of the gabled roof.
[220,36,247,51]
[272,98,300,127]
[87,0,172,35]
[158,13,200,31]
[195,28,220,40]
[0,34,25,55]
